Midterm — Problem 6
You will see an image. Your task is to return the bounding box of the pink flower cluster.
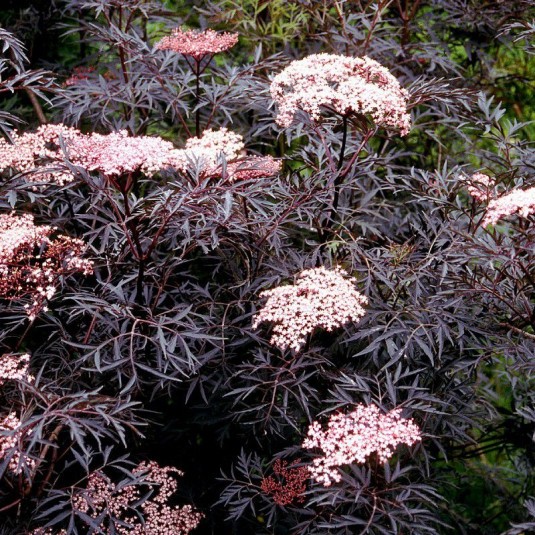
[0,353,34,385]
[0,212,93,320]
[0,125,279,184]
[32,461,202,534]
[173,127,245,175]
[270,53,411,134]
[252,266,368,352]
[0,412,35,474]
[461,173,535,227]
[261,458,308,506]
[65,127,247,179]
[482,185,535,226]
[66,130,181,177]
[465,172,495,202]
[303,404,422,487]
[177,131,281,181]
[0,124,81,186]
[155,28,238,60]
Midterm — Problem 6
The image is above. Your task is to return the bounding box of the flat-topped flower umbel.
[66,127,244,179]
[0,125,279,184]
[174,129,281,181]
[155,28,238,60]
[270,53,411,134]
[261,459,308,506]
[253,266,368,352]
[66,130,181,177]
[0,124,81,186]
[303,404,421,487]
[172,127,244,173]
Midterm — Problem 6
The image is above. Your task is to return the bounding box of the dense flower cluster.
[66,127,247,179]
[173,127,245,174]
[66,130,180,177]
[0,412,34,474]
[155,28,238,60]
[303,404,422,487]
[0,212,93,320]
[482,185,535,226]
[0,353,34,385]
[252,266,368,352]
[0,124,81,185]
[0,125,278,184]
[261,459,308,506]
[270,54,411,134]
[465,172,495,201]
[32,461,202,534]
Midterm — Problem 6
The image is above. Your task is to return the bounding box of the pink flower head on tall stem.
[270,53,411,134]
[253,266,368,352]
[155,28,238,60]
[303,404,421,487]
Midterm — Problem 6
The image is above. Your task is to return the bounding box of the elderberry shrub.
[0,1,534,534]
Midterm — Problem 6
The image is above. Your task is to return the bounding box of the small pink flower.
[0,124,278,185]
[170,128,245,174]
[0,124,82,186]
[155,28,238,60]
[171,130,282,181]
[66,130,180,177]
